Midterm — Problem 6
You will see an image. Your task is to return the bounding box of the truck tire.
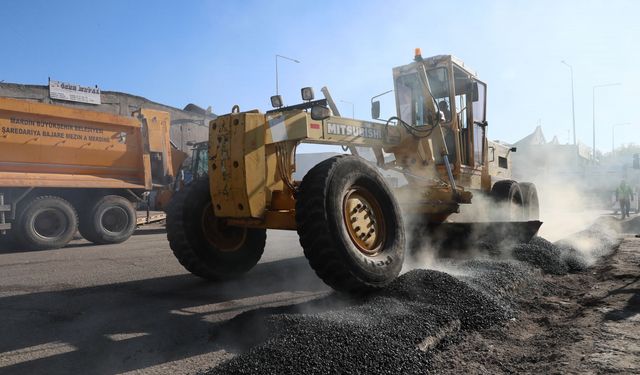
[0,233,16,251]
[14,196,78,250]
[296,155,405,294]
[78,195,136,245]
[166,178,266,280]
[518,182,540,220]
[491,180,525,221]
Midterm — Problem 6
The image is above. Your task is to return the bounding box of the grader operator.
[166,51,541,293]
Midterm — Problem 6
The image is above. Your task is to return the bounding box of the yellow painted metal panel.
[264,111,309,144]
[0,97,173,190]
[0,97,139,127]
[0,172,146,189]
[210,113,267,219]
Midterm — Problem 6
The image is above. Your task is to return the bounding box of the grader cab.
[166,51,541,293]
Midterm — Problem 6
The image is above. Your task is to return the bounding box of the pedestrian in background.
[616,180,634,219]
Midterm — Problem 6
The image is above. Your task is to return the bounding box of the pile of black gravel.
[511,237,569,275]
[511,223,620,275]
[206,262,534,375]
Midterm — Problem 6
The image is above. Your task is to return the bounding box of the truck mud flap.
[0,193,11,233]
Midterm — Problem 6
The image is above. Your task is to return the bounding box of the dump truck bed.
[0,97,151,189]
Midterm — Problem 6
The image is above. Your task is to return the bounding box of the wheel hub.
[33,209,66,239]
[101,207,128,233]
[201,203,247,252]
[343,188,385,256]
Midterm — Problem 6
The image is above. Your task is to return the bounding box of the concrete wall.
[0,82,214,157]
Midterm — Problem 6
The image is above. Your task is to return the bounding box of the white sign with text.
[49,79,101,105]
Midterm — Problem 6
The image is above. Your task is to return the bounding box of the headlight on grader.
[301,87,315,101]
[270,95,283,108]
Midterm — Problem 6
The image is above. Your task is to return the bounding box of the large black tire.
[0,233,16,251]
[14,196,78,250]
[518,182,539,220]
[78,195,137,245]
[490,180,525,221]
[166,178,266,280]
[296,155,405,294]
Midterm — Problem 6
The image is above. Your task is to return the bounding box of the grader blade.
[423,220,543,250]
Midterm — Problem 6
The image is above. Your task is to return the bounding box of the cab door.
[471,81,487,167]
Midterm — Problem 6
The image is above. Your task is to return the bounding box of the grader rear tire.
[518,182,540,220]
[296,155,405,294]
[166,178,266,280]
[491,180,525,221]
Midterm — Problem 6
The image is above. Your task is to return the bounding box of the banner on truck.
[49,79,101,105]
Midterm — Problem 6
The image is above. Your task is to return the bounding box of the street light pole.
[561,61,576,145]
[612,122,631,157]
[340,100,354,119]
[592,82,621,162]
[275,54,300,95]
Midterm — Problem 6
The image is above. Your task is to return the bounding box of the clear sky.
[2,0,639,154]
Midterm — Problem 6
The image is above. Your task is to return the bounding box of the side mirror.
[470,82,479,102]
[311,106,331,121]
[371,101,381,119]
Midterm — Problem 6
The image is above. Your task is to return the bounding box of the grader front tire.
[296,155,405,294]
[518,182,540,220]
[166,179,266,280]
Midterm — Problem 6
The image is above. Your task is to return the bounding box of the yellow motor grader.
[166,51,541,293]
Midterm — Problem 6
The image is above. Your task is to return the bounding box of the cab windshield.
[396,67,451,126]
[191,144,209,180]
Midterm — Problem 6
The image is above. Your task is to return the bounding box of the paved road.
[0,225,330,374]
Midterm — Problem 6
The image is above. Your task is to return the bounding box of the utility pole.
[612,122,631,157]
[340,100,355,119]
[275,54,300,95]
[561,61,576,145]
[592,83,621,162]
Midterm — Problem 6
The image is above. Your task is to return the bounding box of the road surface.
[0,225,329,374]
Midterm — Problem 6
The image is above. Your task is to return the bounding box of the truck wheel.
[78,195,136,244]
[15,196,78,250]
[296,155,405,294]
[491,180,525,221]
[518,182,540,220]
[166,178,266,280]
[0,233,16,250]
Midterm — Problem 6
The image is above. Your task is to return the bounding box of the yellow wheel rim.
[201,202,247,252]
[342,187,386,256]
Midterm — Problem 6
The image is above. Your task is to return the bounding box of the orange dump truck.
[0,97,186,250]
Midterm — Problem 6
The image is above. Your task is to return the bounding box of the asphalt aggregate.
[205,220,621,375]
[206,262,534,374]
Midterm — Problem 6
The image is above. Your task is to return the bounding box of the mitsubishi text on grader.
[166,51,541,293]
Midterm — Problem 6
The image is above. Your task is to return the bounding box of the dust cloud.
[397,149,618,273]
